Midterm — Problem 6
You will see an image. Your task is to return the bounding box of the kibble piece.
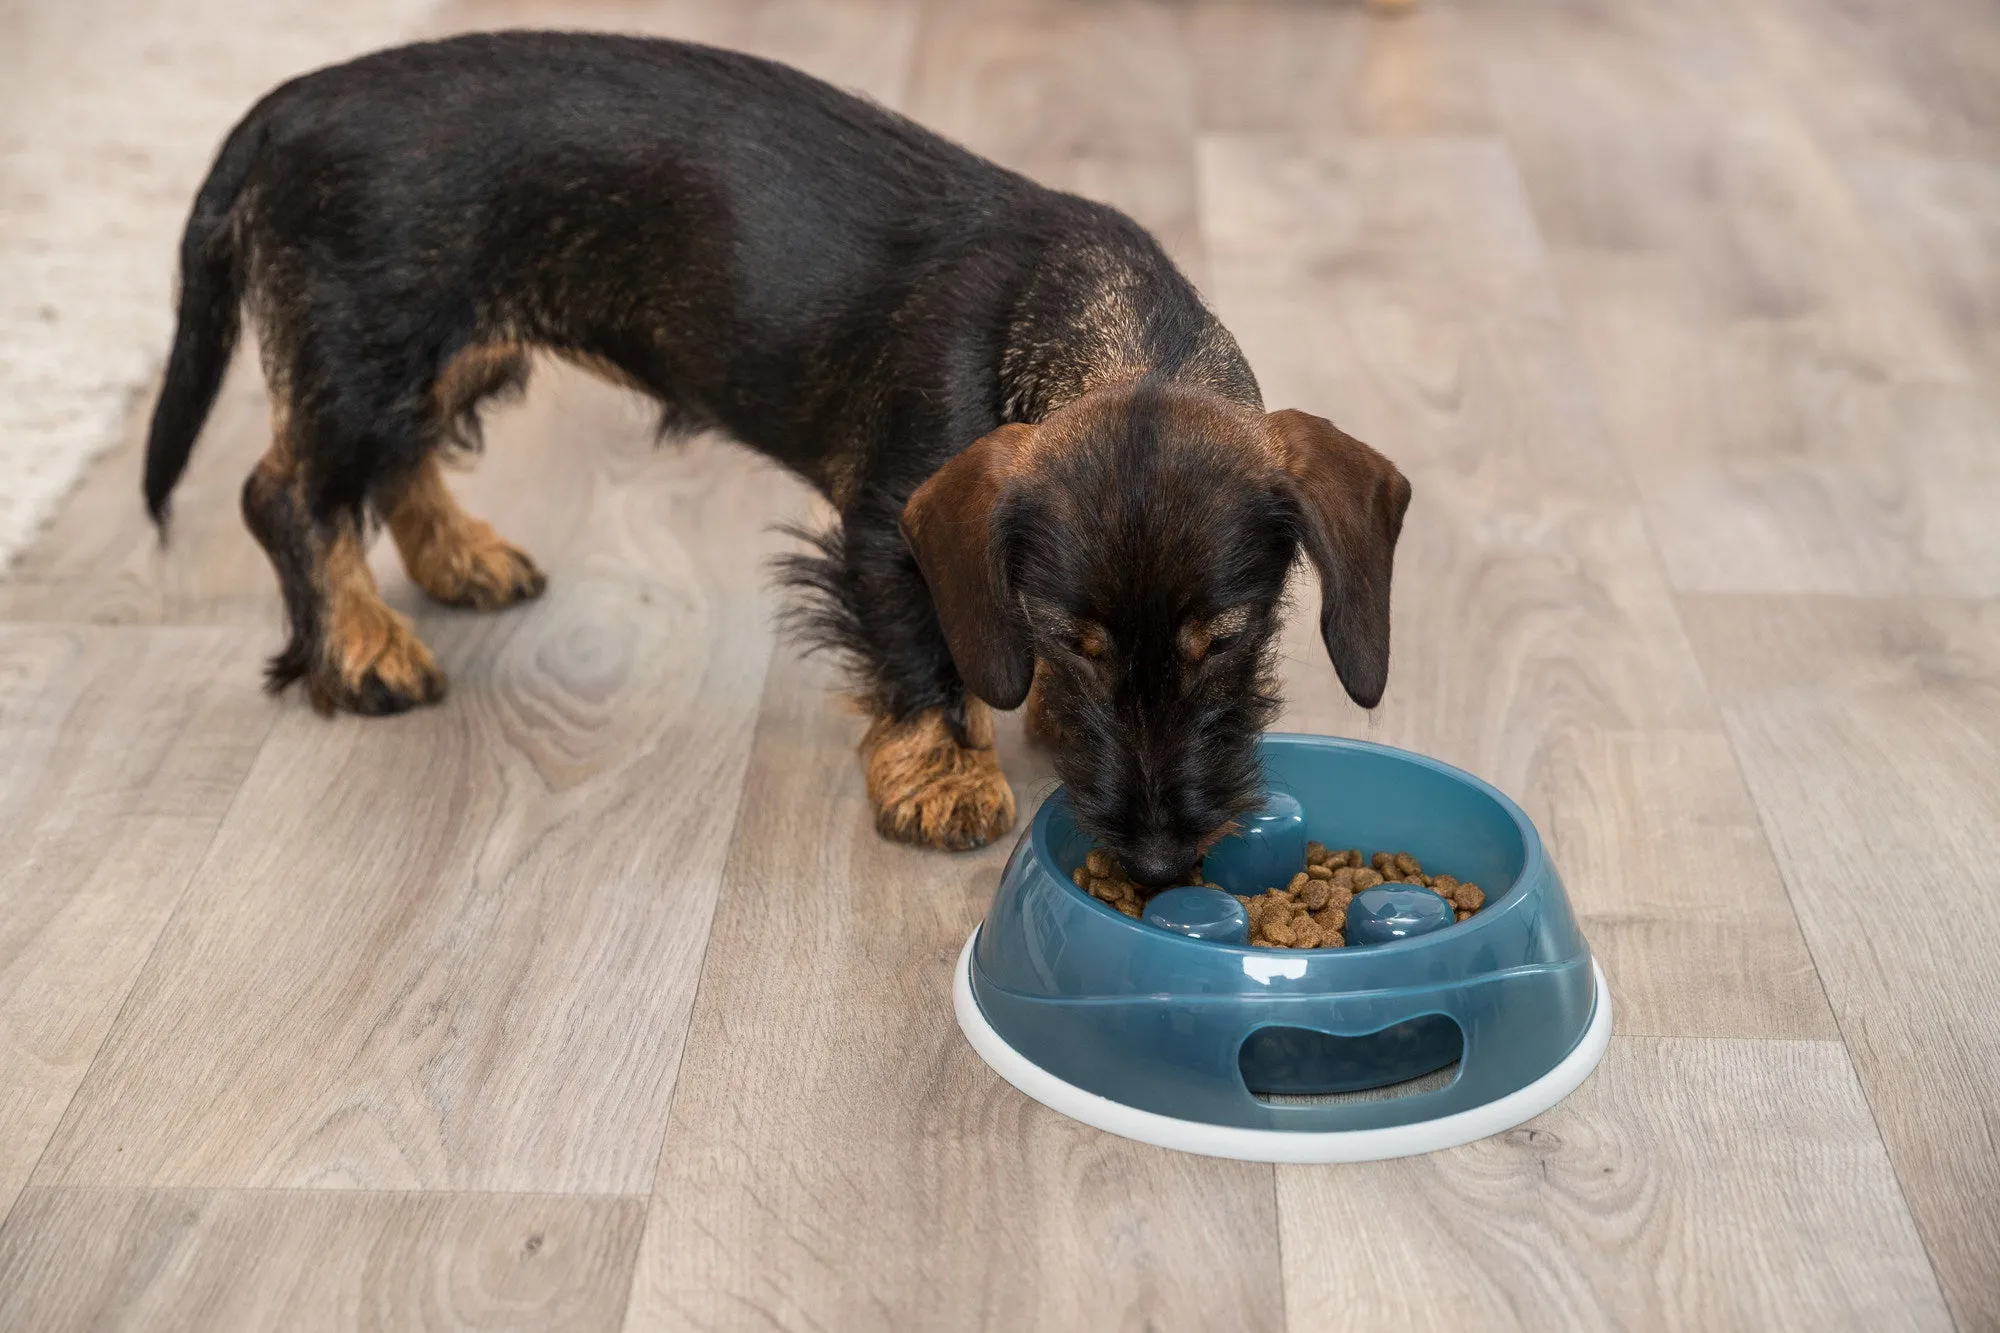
[1117,901,1143,918]
[1371,851,1396,874]
[1072,868,1091,889]
[1306,840,1330,865]
[1306,863,1334,881]
[1353,868,1384,890]
[1394,851,1422,878]
[1455,910,1471,922]
[1085,849,1115,878]
[1263,919,1297,946]
[1455,884,1485,911]
[1300,881,1331,911]
[1294,921,1324,949]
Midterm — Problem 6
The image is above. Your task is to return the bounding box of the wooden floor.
[4,0,1998,1328]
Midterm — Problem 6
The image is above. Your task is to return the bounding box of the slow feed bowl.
[955,734,1611,1162]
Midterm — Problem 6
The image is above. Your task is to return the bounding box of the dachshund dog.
[142,32,1410,884]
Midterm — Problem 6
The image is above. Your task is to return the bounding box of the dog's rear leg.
[386,453,546,610]
[387,343,546,610]
[240,405,447,716]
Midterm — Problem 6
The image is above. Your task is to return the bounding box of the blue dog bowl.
[955,734,1611,1161]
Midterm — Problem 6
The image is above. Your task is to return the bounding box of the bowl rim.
[1029,732,1548,956]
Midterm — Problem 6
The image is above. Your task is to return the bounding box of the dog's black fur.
[143,31,1410,883]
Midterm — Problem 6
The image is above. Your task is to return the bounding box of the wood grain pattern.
[30,372,810,1195]
[1189,0,1493,137]
[1680,592,2000,1329]
[624,650,1285,1333]
[0,627,277,1225]
[0,1187,643,1332]
[1276,1036,1949,1331]
[1472,0,2000,599]
[907,0,1203,273]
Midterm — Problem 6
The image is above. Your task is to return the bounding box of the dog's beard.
[1046,646,1282,868]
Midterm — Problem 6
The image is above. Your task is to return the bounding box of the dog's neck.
[997,240,1263,423]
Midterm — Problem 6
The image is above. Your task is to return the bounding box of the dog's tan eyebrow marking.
[1181,606,1251,661]
[1077,622,1109,658]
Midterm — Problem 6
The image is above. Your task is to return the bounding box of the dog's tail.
[143,114,265,531]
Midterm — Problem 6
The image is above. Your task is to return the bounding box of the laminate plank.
[906,0,1203,273]
[1198,132,1832,1039]
[30,373,809,1194]
[623,650,1285,1333]
[1736,0,2000,165]
[1188,0,1493,137]
[1276,1036,1949,1331]
[0,626,277,1224]
[421,0,921,110]
[0,1187,643,1332]
[1833,152,2000,384]
[1679,591,2000,1329]
[1471,0,2000,598]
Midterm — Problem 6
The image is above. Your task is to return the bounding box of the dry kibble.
[1078,842,1487,949]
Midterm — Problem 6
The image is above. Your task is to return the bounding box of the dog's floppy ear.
[1268,409,1413,709]
[900,423,1038,710]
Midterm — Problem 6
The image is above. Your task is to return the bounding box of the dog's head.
[901,380,1411,886]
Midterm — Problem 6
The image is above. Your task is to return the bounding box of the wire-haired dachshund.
[143,31,1411,885]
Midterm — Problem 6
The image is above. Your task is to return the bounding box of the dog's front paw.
[863,705,1016,852]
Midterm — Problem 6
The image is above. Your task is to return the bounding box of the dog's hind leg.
[241,392,447,716]
[385,342,546,611]
[385,452,547,610]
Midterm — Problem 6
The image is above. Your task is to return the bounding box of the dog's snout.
[1124,840,1197,889]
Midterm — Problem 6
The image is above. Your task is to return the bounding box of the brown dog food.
[1074,839,1488,946]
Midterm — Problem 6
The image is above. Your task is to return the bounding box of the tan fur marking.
[861,701,1015,851]
[433,341,530,422]
[1023,660,1065,748]
[315,523,445,713]
[387,455,547,610]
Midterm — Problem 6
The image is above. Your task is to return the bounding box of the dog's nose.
[1125,843,1196,889]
